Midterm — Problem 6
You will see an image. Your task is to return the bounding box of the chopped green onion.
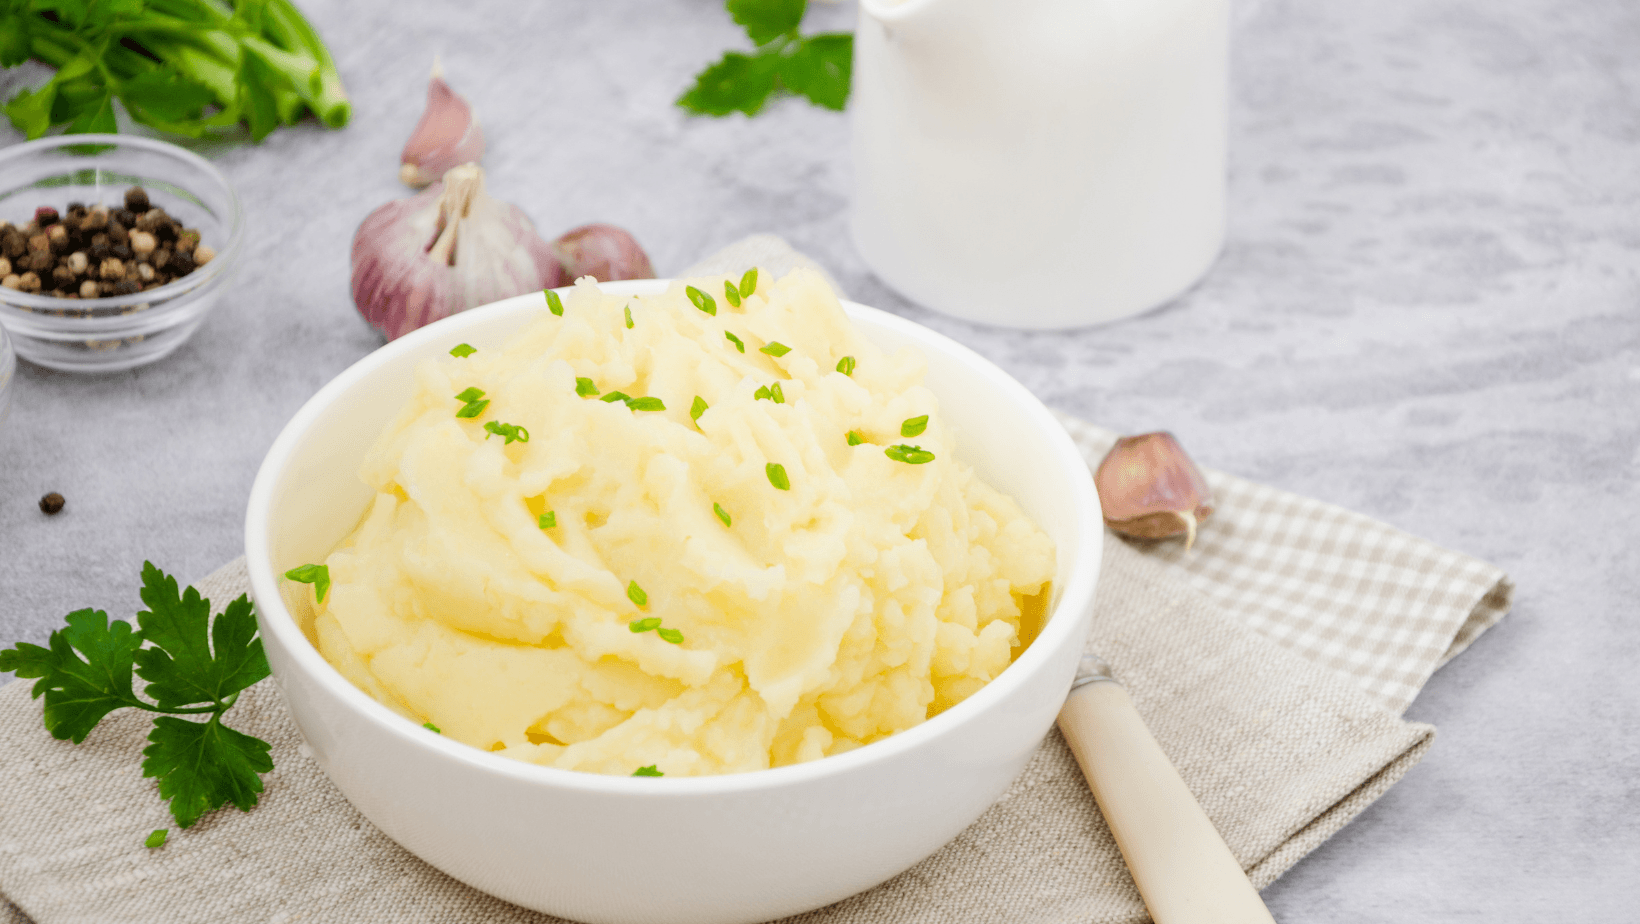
[724,280,741,307]
[759,342,791,357]
[766,463,790,490]
[539,512,557,529]
[657,627,684,644]
[284,563,331,603]
[455,399,489,419]
[601,391,632,403]
[691,396,708,421]
[901,415,929,438]
[770,382,785,404]
[625,304,634,329]
[545,289,564,316]
[145,829,167,849]
[846,430,866,446]
[483,421,530,444]
[687,285,717,316]
[633,765,664,776]
[885,444,936,465]
[423,722,442,733]
[754,385,773,402]
[714,502,731,526]
[629,616,661,632]
[725,332,745,353]
[627,397,666,412]
[576,377,601,397]
[628,581,648,607]
[739,268,758,297]
[449,343,476,358]
[455,387,486,403]
[836,356,855,376]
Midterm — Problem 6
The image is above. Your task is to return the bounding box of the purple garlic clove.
[551,223,655,283]
[1093,431,1215,549]
[399,62,486,188]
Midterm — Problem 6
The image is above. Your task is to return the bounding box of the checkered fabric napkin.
[0,237,1513,924]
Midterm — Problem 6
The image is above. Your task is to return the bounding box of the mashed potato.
[311,269,1054,776]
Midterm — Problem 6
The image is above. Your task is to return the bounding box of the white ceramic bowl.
[244,280,1102,924]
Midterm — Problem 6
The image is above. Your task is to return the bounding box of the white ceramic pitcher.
[850,0,1228,329]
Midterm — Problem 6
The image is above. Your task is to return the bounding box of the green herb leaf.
[724,280,742,307]
[629,617,661,633]
[677,50,781,117]
[423,722,442,733]
[759,341,791,357]
[0,608,143,743]
[657,627,684,645]
[539,511,557,529]
[601,391,632,404]
[134,564,269,710]
[627,581,648,607]
[714,502,732,526]
[901,415,929,438]
[3,84,58,140]
[483,421,530,444]
[770,381,785,404]
[686,285,718,316]
[778,33,852,111]
[627,397,666,412]
[450,343,477,358]
[145,829,168,849]
[284,563,331,603]
[119,67,216,123]
[766,463,790,490]
[884,444,936,465]
[545,289,564,316]
[836,356,855,376]
[632,764,664,776]
[725,331,745,353]
[740,268,758,297]
[142,714,273,829]
[729,0,805,45]
[846,430,865,446]
[66,90,117,135]
[576,377,601,397]
[625,304,635,329]
[691,396,709,421]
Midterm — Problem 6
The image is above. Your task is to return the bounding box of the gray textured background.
[2,0,1638,920]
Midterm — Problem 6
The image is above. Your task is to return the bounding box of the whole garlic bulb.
[352,164,563,340]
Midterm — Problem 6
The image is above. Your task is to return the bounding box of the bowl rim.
[0,133,244,313]
[244,278,1101,795]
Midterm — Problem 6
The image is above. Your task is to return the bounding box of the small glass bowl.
[0,135,244,373]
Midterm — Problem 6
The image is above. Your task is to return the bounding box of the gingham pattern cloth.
[1054,416,1512,716]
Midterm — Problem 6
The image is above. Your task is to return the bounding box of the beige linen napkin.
[0,237,1512,924]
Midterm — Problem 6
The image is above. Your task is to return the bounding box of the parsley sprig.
[0,563,275,830]
[678,0,852,117]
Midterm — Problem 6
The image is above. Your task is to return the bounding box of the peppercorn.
[111,243,133,261]
[34,206,59,227]
[170,251,195,276]
[52,264,75,288]
[0,256,8,277]
[39,493,65,515]
[113,208,136,228]
[107,221,129,246]
[17,271,41,293]
[79,279,98,299]
[99,257,124,280]
[82,206,109,231]
[129,230,156,256]
[66,251,87,275]
[26,252,53,273]
[114,279,140,295]
[46,223,68,252]
[124,187,150,212]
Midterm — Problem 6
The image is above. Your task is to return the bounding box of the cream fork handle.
[1058,679,1277,924]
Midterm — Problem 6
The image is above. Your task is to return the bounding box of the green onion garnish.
[450,343,476,358]
[657,627,684,644]
[714,502,731,526]
[633,765,663,776]
[539,512,556,529]
[601,391,632,403]
[545,289,564,316]
[687,285,717,316]
[691,396,708,421]
[739,268,757,297]
[284,563,330,603]
[725,331,745,352]
[423,722,442,733]
[901,415,928,437]
[625,304,634,329]
[455,387,485,403]
[454,387,488,419]
[766,463,790,490]
[629,616,661,632]
[770,382,784,404]
[724,280,741,307]
[627,397,665,412]
[884,444,935,464]
[759,342,791,357]
[836,356,855,376]
[754,385,773,402]
[145,829,167,849]
[628,581,648,607]
[483,421,529,444]
[847,430,865,446]
[576,377,601,397]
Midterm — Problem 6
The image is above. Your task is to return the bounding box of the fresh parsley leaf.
[836,355,855,376]
[576,377,601,397]
[729,0,805,46]
[759,341,791,357]
[628,581,648,607]
[691,396,709,421]
[657,627,684,645]
[145,829,167,849]
[450,343,477,358]
[766,463,790,490]
[885,444,936,464]
[539,511,557,529]
[846,429,865,446]
[284,563,330,603]
[134,564,269,710]
[143,714,273,828]
[740,268,758,297]
[633,764,664,776]
[66,90,117,135]
[687,285,718,316]
[676,50,780,117]
[629,617,661,633]
[0,608,143,743]
[627,397,666,412]
[901,415,929,438]
[4,84,58,139]
[726,331,746,353]
[545,289,564,315]
[119,67,216,123]
[724,280,742,307]
[714,502,732,527]
[778,33,852,111]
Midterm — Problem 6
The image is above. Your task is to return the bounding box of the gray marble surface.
[1,0,1637,920]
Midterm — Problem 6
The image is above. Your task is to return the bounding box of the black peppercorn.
[114,279,140,295]
[113,208,136,228]
[111,243,133,260]
[170,251,195,276]
[124,187,150,212]
[34,206,59,227]
[88,241,110,261]
[39,493,65,515]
